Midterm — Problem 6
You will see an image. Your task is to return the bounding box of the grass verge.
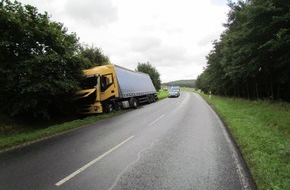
[180,87,195,92]
[0,111,124,151]
[0,92,167,151]
[200,94,290,190]
[158,90,169,100]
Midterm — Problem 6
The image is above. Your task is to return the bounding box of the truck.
[76,64,157,114]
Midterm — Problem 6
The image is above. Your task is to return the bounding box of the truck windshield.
[81,75,98,89]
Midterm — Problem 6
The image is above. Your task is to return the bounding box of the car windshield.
[171,87,179,91]
[81,75,98,89]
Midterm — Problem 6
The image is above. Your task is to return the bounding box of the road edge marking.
[198,95,252,190]
[55,135,135,186]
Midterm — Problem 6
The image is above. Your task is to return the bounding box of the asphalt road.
[0,92,256,190]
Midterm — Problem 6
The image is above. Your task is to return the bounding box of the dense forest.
[196,0,290,101]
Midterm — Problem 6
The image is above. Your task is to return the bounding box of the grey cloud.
[192,54,207,66]
[166,27,183,35]
[131,36,162,52]
[65,0,118,27]
[211,0,228,6]
[147,45,187,64]
[197,31,221,47]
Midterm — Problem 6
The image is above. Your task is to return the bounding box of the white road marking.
[55,135,135,186]
[175,102,180,105]
[200,96,251,190]
[148,115,165,126]
[215,116,251,190]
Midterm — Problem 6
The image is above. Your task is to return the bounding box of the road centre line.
[55,135,135,186]
[148,115,165,126]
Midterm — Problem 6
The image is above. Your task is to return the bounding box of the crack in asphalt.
[108,139,160,190]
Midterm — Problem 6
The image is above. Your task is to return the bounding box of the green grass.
[158,90,169,100]
[201,94,290,190]
[0,92,167,150]
[0,111,124,150]
[180,87,195,92]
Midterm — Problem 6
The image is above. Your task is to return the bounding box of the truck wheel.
[147,95,152,104]
[104,103,113,113]
[130,98,138,109]
[151,95,156,102]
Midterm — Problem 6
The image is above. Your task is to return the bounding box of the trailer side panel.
[114,65,156,98]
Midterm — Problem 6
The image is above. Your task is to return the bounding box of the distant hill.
[162,79,196,88]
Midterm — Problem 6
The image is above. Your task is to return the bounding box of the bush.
[0,1,85,119]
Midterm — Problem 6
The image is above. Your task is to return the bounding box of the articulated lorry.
[76,64,157,114]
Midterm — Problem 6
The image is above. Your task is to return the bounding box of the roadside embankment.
[201,94,290,190]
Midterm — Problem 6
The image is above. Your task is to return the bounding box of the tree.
[0,0,86,119]
[136,62,161,91]
[197,0,290,101]
[79,45,110,69]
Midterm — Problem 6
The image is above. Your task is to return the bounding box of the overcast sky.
[18,0,232,82]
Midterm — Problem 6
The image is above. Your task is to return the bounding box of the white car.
[168,88,180,98]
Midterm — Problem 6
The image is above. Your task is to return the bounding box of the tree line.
[196,0,290,101]
[0,0,109,119]
[0,1,161,120]
[163,80,196,88]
